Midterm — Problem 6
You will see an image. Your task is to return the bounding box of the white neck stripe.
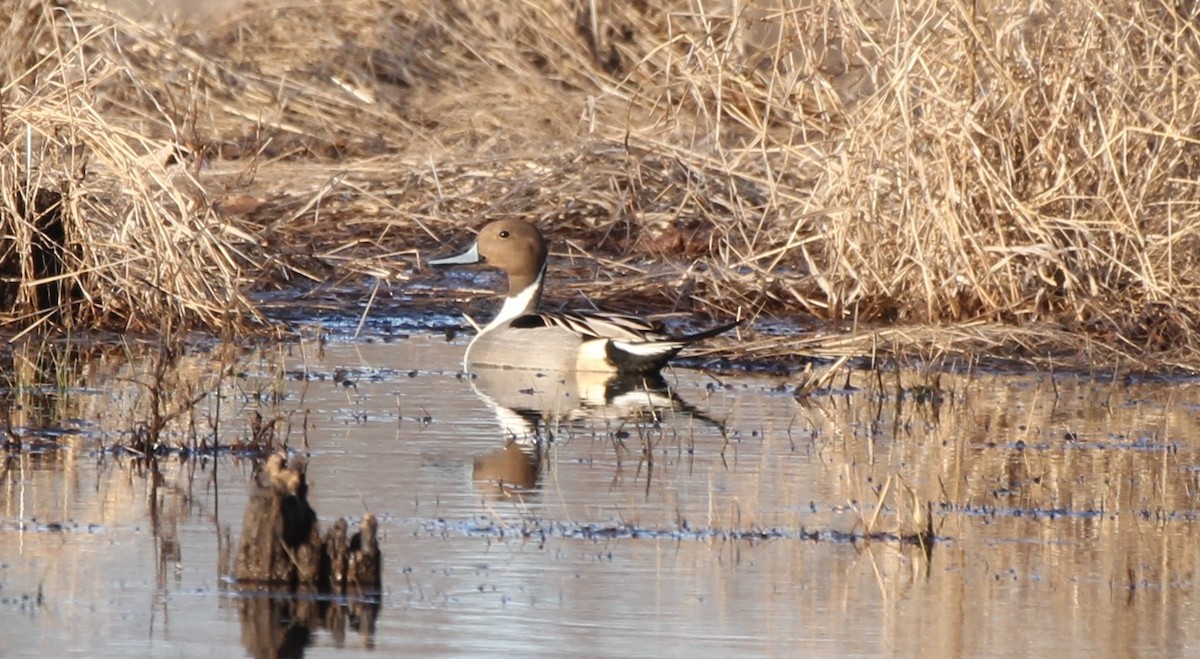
[482,267,544,332]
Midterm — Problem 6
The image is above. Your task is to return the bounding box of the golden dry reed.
[1,1,1199,367]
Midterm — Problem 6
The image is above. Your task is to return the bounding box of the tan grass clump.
[0,1,266,333]
[2,1,1200,366]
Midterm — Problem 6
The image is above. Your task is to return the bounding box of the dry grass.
[2,0,1200,368]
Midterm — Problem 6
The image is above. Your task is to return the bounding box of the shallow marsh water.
[3,332,1200,657]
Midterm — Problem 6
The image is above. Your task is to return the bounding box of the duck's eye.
[498,230,510,239]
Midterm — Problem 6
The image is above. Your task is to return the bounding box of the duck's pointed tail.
[605,318,743,373]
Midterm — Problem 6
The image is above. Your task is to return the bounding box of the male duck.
[429,219,739,373]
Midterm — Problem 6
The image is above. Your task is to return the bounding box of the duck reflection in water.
[469,366,722,498]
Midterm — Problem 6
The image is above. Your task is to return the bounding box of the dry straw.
[1,0,1199,368]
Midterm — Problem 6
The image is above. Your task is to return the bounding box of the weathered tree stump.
[233,452,382,593]
[232,453,383,655]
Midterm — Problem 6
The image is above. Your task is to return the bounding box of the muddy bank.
[4,1,1200,371]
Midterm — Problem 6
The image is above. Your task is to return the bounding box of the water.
[3,333,1200,657]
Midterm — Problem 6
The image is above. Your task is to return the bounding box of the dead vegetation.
[0,332,294,457]
[2,0,1200,369]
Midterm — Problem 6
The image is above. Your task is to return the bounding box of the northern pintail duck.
[429,219,739,373]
